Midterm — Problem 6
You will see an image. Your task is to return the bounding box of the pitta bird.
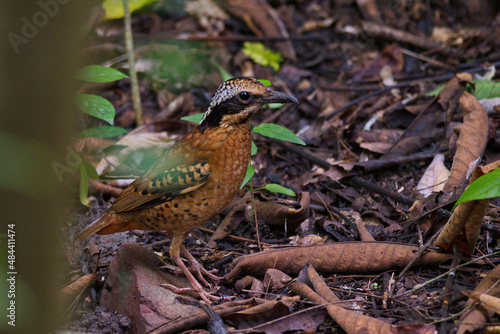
[76,77,298,302]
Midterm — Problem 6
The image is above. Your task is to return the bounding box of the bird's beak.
[262,90,299,104]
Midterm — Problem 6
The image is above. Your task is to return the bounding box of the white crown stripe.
[199,78,268,125]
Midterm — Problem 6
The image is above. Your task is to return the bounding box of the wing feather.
[110,157,210,213]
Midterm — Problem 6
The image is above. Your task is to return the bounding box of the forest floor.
[61,1,500,333]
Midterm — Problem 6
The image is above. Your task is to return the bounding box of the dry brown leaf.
[60,273,98,316]
[235,275,255,291]
[435,160,500,253]
[457,265,500,334]
[384,74,469,158]
[226,242,452,279]
[463,291,500,315]
[443,91,489,192]
[223,0,296,60]
[295,234,328,245]
[416,154,450,198]
[224,296,300,329]
[306,264,341,304]
[60,274,94,300]
[290,281,435,334]
[255,192,310,231]
[353,211,375,242]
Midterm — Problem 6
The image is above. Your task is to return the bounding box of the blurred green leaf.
[251,140,258,156]
[75,94,115,125]
[78,126,128,138]
[253,123,305,145]
[267,103,285,109]
[427,80,500,99]
[216,65,233,82]
[80,156,99,180]
[264,183,296,197]
[181,113,204,123]
[79,165,90,206]
[242,42,283,72]
[453,168,500,210]
[473,80,500,99]
[103,0,160,19]
[259,79,272,86]
[241,165,254,188]
[77,65,128,82]
[426,85,444,96]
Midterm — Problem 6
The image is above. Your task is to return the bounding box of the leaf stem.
[122,0,143,126]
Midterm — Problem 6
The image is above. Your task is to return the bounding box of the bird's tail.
[75,213,140,240]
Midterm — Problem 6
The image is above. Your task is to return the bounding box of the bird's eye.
[239,91,251,101]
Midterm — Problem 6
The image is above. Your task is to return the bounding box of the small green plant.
[453,167,500,210]
[75,65,129,205]
[242,42,283,72]
[427,80,500,99]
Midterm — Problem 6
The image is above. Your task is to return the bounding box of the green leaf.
[267,103,285,109]
[77,65,128,82]
[259,79,271,86]
[79,166,90,206]
[472,80,500,100]
[242,42,283,72]
[102,0,160,19]
[78,155,98,206]
[264,183,296,197]
[80,156,99,179]
[453,168,500,210]
[251,140,258,156]
[241,165,254,188]
[253,123,305,145]
[216,65,233,82]
[75,94,115,125]
[181,113,205,124]
[426,85,444,96]
[78,126,128,138]
[427,80,500,99]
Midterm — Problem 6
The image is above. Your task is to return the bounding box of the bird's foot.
[181,247,222,287]
[186,260,221,287]
[161,283,231,304]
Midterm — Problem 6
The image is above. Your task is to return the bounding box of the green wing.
[110,157,210,213]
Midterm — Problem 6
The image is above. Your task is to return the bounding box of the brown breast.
[141,123,252,236]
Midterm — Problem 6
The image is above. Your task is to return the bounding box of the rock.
[100,243,200,334]
[263,269,292,290]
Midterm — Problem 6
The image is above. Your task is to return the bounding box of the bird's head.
[199,77,298,131]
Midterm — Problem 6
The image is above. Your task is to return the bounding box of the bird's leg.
[162,234,222,303]
[180,244,222,286]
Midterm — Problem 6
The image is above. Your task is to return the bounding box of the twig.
[393,250,500,299]
[122,0,143,126]
[275,141,453,219]
[249,180,262,251]
[361,21,456,57]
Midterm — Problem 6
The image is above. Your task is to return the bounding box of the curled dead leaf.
[60,273,96,308]
[416,154,450,198]
[436,160,500,254]
[457,265,500,334]
[227,242,452,279]
[443,91,488,191]
[255,192,310,231]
